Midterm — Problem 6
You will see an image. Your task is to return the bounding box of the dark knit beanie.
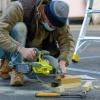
[44,0,69,27]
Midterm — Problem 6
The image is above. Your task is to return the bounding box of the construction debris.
[82,81,93,94]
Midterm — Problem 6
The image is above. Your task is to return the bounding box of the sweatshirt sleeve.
[0,1,24,52]
[57,25,75,65]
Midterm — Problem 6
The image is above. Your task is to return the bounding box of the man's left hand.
[59,60,67,74]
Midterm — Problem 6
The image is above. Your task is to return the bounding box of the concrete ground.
[0,25,100,100]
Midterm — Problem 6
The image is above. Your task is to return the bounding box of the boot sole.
[0,74,10,80]
[10,81,23,86]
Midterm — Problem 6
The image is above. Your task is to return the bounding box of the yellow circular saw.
[16,49,59,83]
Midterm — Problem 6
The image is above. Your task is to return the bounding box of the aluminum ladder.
[72,0,100,62]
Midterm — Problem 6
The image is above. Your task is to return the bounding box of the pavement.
[0,25,100,100]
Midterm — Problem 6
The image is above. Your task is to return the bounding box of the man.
[0,0,75,86]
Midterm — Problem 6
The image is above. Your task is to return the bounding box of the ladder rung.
[80,36,100,40]
[87,10,100,13]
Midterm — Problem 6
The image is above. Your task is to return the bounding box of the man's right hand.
[17,46,37,61]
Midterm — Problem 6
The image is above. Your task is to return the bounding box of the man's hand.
[59,60,67,74]
[17,46,37,61]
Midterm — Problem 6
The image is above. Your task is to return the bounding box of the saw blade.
[33,73,58,83]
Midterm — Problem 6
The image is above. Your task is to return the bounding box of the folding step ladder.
[72,0,100,62]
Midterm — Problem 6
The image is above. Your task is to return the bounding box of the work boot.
[0,59,11,79]
[10,69,24,86]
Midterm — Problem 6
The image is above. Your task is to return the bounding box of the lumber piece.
[54,76,81,92]
[60,76,81,84]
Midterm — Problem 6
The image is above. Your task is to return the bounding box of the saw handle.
[35,92,61,97]
[33,48,39,56]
